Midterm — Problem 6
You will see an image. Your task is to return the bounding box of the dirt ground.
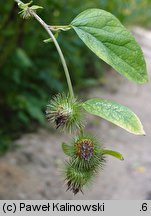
[0,27,151,200]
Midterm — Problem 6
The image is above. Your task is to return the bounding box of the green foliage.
[1,0,151,153]
[82,98,145,135]
[0,135,11,155]
[71,9,148,84]
[0,0,104,151]
[0,0,147,194]
[99,0,151,27]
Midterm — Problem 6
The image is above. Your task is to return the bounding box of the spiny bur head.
[64,134,106,195]
[72,134,105,171]
[65,162,93,195]
[46,93,84,132]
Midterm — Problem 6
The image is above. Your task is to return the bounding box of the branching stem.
[14,0,74,98]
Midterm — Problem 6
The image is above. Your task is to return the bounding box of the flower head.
[46,93,84,132]
[72,134,105,171]
[63,133,106,194]
[75,138,94,161]
[65,162,93,195]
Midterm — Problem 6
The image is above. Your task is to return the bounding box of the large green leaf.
[71,9,148,84]
[82,98,145,135]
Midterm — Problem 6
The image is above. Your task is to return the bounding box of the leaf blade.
[62,143,73,157]
[82,98,145,135]
[103,149,124,160]
[71,9,148,84]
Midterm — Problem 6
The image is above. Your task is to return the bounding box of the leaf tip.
[137,127,146,136]
[140,76,149,84]
[133,129,146,136]
[142,130,146,136]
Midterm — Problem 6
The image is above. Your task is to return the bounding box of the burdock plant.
[15,0,148,194]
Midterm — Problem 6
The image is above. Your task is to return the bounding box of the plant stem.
[14,0,74,98]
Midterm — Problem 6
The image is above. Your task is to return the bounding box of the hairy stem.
[14,0,74,98]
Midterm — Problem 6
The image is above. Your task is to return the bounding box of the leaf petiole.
[48,25,72,32]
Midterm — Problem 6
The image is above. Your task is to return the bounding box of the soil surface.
[0,27,151,200]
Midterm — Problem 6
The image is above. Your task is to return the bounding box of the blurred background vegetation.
[0,0,151,153]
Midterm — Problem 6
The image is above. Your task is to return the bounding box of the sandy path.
[0,27,151,200]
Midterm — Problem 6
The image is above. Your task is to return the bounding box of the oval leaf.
[71,9,148,84]
[103,149,124,160]
[82,98,145,135]
[62,143,73,157]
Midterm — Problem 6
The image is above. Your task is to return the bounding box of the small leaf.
[71,9,148,84]
[103,149,124,160]
[18,3,26,10]
[26,1,33,6]
[18,1,33,9]
[82,98,145,135]
[30,5,43,10]
[43,38,53,43]
[43,32,59,43]
[62,143,73,156]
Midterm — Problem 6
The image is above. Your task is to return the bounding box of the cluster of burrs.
[46,93,106,194]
